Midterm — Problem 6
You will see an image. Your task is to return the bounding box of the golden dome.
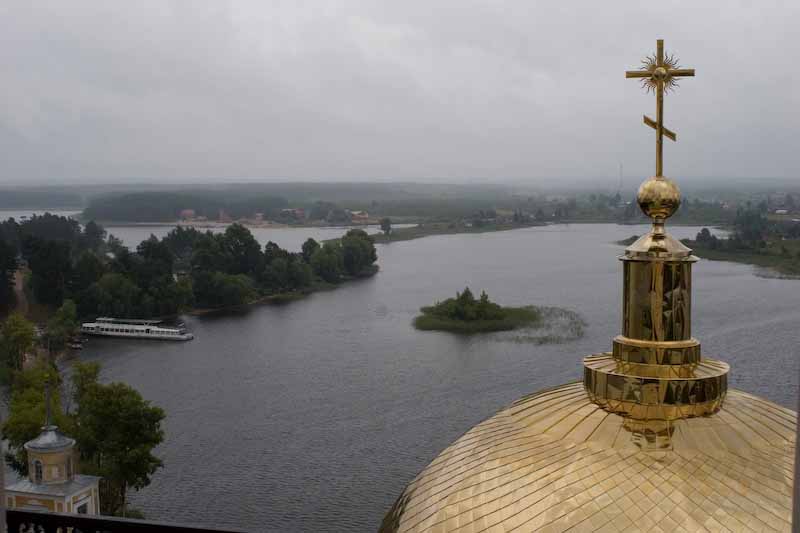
[637,176,681,220]
[379,382,795,532]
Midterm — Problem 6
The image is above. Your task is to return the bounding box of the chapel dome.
[24,425,76,453]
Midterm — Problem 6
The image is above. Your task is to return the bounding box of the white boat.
[81,317,194,341]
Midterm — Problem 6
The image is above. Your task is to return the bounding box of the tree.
[340,229,377,276]
[263,241,289,266]
[71,364,165,516]
[261,257,289,291]
[1,312,36,372]
[380,217,392,235]
[301,238,320,263]
[190,233,230,273]
[222,224,262,276]
[341,235,373,276]
[192,271,255,308]
[310,244,343,283]
[2,362,65,475]
[43,300,79,353]
[23,237,72,306]
[136,236,175,285]
[92,273,142,318]
[0,239,17,308]
[106,234,127,256]
[162,226,204,266]
[288,258,313,289]
[83,221,107,251]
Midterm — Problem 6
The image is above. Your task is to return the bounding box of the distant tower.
[5,383,100,515]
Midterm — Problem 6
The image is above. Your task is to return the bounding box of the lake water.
[104,223,412,252]
[72,223,799,532]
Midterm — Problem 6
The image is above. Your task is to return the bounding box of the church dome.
[379,382,795,532]
[380,40,796,533]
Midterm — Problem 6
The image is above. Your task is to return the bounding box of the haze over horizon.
[1,1,797,186]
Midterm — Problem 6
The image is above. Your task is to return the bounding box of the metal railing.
[7,509,248,533]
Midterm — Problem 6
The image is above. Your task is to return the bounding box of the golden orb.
[637,176,681,219]
[653,66,668,81]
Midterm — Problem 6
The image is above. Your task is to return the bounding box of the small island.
[413,288,585,344]
[413,288,539,333]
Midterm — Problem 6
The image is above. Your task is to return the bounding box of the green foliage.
[311,243,344,283]
[162,226,205,266]
[192,271,256,308]
[0,238,17,308]
[733,208,769,245]
[2,362,65,475]
[380,217,392,235]
[24,237,72,306]
[414,288,541,333]
[71,251,106,295]
[83,221,106,251]
[43,300,79,353]
[340,229,377,276]
[421,288,508,322]
[1,312,36,371]
[92,273,142,318]
[222,223,262,276]
[301,238,320,263]
[1,211,380,316]
[261,257,290,291]
[71,364,165,516]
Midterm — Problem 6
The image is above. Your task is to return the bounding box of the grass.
[413,306,541,333]
[372,220,545,244]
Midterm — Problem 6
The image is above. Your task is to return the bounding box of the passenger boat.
[80,317,194,341]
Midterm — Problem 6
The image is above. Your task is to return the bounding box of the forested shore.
[0,213,379,320]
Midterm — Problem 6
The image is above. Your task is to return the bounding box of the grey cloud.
[0,0,797,184]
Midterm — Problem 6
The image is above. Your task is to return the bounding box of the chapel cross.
[625,39,695,177]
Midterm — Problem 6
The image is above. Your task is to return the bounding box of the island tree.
[380,217,392,235]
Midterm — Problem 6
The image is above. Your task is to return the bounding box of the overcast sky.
[1,1,797,185]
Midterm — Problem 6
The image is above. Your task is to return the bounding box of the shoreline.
[187,266,379,316]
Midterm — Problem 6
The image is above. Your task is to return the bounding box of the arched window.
[33,460,43,484]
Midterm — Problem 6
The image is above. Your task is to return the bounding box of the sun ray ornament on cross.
[626,39,695,178]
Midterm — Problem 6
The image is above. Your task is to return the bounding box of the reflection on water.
[74,224,799,532]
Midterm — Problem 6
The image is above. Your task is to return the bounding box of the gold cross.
[626,39,694,177]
